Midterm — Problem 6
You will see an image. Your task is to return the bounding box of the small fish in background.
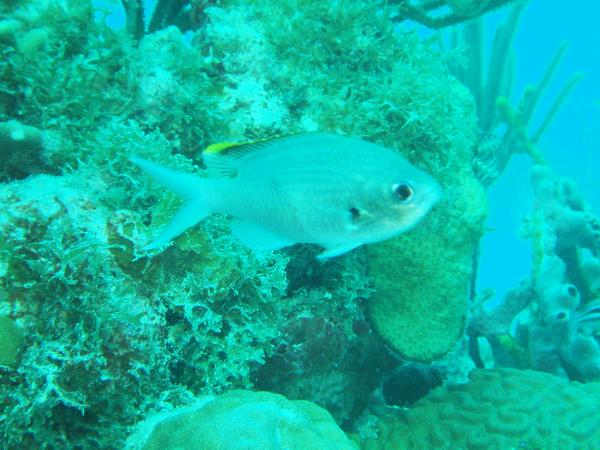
[131,134,440,259]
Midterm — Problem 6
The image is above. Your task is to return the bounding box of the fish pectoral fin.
[230,219,294,252]
[317,243,361,260]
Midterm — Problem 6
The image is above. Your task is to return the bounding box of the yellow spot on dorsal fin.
[203,134,292,155]
[203,141,241,155]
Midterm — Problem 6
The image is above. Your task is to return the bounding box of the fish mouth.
[421,181,442,212]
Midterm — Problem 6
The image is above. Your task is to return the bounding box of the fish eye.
[392,183,414,202]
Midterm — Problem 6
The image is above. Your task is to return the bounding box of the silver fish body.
[131,134,440,259]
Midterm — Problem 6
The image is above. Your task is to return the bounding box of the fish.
[131,133,440,259]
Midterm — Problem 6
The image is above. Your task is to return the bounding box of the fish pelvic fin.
[130,156,212,250]
[317,242,361,260]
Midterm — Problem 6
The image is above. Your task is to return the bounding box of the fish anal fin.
[230,219,293,252]
[145,200,209,250]
[130,155,214,250]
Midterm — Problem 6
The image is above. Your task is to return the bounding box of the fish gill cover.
[0,0,597,449]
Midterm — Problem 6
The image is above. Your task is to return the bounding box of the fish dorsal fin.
[202,135,301,178]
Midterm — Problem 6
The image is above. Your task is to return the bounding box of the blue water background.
[478,0,600,299]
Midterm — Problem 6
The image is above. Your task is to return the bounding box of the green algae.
[0,316,23,367]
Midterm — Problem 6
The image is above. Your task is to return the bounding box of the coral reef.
[126,390,359,450]
[0,120,47,180]
[450,2,582,186]
[0,165,290,447]
[469,166,600,381]
[3,0,578,448]
[1,1,439,445]
[468,282,534,369]
[255,265,395,426]
[380,363,445,407]
[0,0,134,171]
[128,26,226,158]
[364,80,486,361]
[361,368,600,449]
[524,166,600,380]
[200,0,488,364]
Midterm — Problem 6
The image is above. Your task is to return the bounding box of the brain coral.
[363,368,600,449]
[126,390,358,450]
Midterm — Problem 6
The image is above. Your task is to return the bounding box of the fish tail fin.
[130,156,211,250]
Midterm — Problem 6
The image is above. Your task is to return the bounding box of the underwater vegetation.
[0,0,592,448]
